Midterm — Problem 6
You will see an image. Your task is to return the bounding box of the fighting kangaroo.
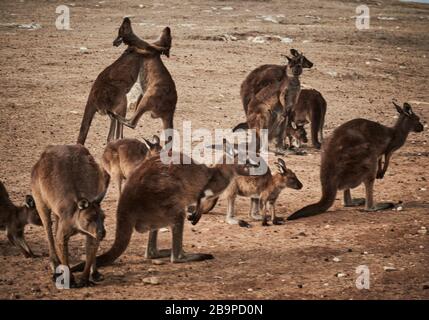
[31,144,109,287]
[102,135,161,196]
[288,101,424,220]
[236,49,313,152]
[0,181,42,257]
[77,18,169,145]
[71,141,257,271]
[108,18,177,144]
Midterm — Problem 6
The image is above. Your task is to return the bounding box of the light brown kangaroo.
[71,141,256,271]
[31,144,109,287]
[194,158,302,226]
[235,49,313,152]
[292,88,327,149]
[0,181,42,257]
[102,135,161,196]
[287,102,424,220]
[77,18,169,145]
[108,18,177,143]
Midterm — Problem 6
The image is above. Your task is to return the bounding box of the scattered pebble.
[333,257,341,262]
[336,272,346,278]
[417,227,427,235]
[79,47,89,54]
[247,288,253,292]
[220,6,233,11]
[142,276,160,285]
[152,259,166,265]
[383,266,397,272]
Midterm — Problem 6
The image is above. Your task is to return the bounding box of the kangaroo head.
[113,17,134,47]
[274,158,303,190]
[285,49,313,76]
[289,121,308,144]
[22,195,42,226]
[143,135,162,156]
[74,191,107,240]
[393,101,424,133]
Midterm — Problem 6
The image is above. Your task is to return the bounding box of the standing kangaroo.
[0,181,42,257]
[31,144,109,287]
[102,135,161,196]
[195,158,302,226]
[77,18,169,145]
[108,18,177,143]
[236,49,313,152]
[287,102,424,220]
[71,141,256,271]
[292,89,327,149]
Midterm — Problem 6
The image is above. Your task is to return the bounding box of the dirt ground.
[0,0,428,300]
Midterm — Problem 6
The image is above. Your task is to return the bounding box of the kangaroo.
[108,18,177,144]
[194,158,302,226]
[77,18,169,145]
[237,49,313,152]
[0,181,42,257]
[31,144,109,287]
[287,101,424,220]
[102,135,161,196]
[71,140,256,271]
[292,89,327,149]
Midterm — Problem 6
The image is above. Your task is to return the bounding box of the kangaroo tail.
[287,173,337,220]
[77,101,96,145]
[70,210,134,272]
[232,122,249,132]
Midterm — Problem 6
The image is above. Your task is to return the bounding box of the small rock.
[298,232,307,237]
[347,248,353,252]
[383,266,397,272]
[247,288,253,292]
[336,272,346,278]
[396,206,403,211]
[297,284,303,288]
[142,276,160,285]
[152,259,166,265]
[422,282,429,290]
[79,47,89,54]
[417,227,427,235]
[333,257,341,262]
[221,6,233,11]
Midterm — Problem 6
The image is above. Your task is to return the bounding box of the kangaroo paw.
[344,198,366,207]
[272,217,285,225]
[172,253,214,263]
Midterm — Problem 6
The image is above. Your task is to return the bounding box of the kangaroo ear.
[93,187,108,204]
[303,56,313,68]
[77,199,90,210]
[392,101,403,114]
[285,56,292,63]
[290,49,299,57]
[152,135,161,147]
[143,138,154,150]
[24,195,35,208]
[403,102,413,115]
[291,121,297,130]
[277,158,287,170]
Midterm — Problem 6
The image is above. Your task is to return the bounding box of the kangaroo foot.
[187,210,202,225]
[172,253,214,263]
[146,249,171,259]
[364,202,395,212]
[107,111,136,129]
[90,270,104,282]
[345,198,366,207]
[71,277,96,288]
[238,220,251,228]
[249,213,263,221]
[262,216,270,226]
[272,216,285,225]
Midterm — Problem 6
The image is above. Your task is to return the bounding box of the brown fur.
[71,143,255,270]
[288,102,424,220]
[77,18,168,145]
[0,181,41,257]
[108,18,177,143]
[102,136,161,196]
[31,144,109,287]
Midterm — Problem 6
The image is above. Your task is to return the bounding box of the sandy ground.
[0,0,428,300]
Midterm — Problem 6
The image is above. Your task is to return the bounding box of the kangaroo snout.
[113,36,123,47]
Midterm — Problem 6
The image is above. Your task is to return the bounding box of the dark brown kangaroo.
[108,18,177,143]
[71,141,256,271]
[292,89,327,149]
[287,102,424,220]
[31,144,109,287]
[77,18,168,145]
[0,181,41,257]
[236,49,313,152]
[102,135,161,196]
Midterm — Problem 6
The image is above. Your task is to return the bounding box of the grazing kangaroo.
[287,102,424,220]
[0,181,41,257]
[77,18,169,145]
[72,141,256,271]
[102,135,161,196]
[237,49,313,152]
[292,89,327,149]
[31,144,109,287]
[108,18,177,143]
[194,158,302,226]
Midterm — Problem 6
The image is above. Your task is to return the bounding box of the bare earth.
[0,0,428,300]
